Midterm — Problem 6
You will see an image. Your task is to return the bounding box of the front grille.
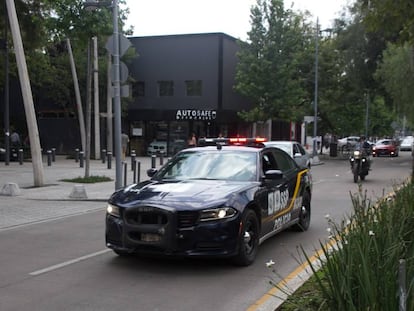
[125,206,168,225]
[178,211,199,228]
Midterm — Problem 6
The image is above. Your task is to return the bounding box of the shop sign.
[175,109,217,120]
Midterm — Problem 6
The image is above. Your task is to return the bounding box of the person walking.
[121,133,129,161]
[188,133,197,147]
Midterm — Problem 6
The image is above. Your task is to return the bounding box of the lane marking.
[29,249,111,276]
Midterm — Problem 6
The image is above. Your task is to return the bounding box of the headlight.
[107,204,120,217]
[353,150,360,156]
[200,207,237,221]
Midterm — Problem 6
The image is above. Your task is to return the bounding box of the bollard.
[123,161,127,187]
[133,160,137,183]
[101,149,106,164]
[151,155,156,168]
[75,148,80,162]
[137,161,141,183]
[47,150,52,166]
[159,152,165,166]
[79,151,84,168]
[131,152,136,171]
[107,151,112,169]
[18,149,24,165]
[51,148,56,162]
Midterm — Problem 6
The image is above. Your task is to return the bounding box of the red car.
[372,139,399,157]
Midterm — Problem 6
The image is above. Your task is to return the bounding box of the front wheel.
[232,209,259,266]
[293,191,311,231]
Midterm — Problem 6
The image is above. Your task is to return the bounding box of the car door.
[259,148,298,237]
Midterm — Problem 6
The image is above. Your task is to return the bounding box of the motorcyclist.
[355,135,372,168]
[356,136,371,154]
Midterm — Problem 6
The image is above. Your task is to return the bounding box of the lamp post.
[313,19,319,158]
[1,2,10,165]
[84,0,123,189]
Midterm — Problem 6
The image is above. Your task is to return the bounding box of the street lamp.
[84,0,123,190]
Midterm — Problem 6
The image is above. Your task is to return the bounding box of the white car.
[400,136,413,151]
[337,136,360,150]
[263,141,312,168]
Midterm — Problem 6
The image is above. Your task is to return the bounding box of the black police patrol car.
[105,138,312,266]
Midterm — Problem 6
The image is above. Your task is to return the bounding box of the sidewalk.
[0,155,162,230]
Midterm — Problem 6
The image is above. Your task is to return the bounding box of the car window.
[273,149,296,172]
[262,152,278,172]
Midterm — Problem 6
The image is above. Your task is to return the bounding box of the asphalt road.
[0,152,411,311]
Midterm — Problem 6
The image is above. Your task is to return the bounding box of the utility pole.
[6,0,44,186]
[93,36,100,159]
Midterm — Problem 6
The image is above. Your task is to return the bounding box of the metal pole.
[112,0,123,190]
[313,18,319,157]
[3,2,10,165]
[93,36,100,159]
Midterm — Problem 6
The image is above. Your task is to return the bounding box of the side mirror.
[147,168,157,177]
[293,152,302,158]
[263,169,284,180]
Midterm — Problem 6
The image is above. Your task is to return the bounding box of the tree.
[235,0,314,123]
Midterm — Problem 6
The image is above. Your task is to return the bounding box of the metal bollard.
[79,151,84,168]
[75,148,79,162]
[51,148,56,162]
[101,149,106,164]
[159,152,164,166]
[136,161,141,183]
[151,155,156,168]
[131,152,136,171]
[107,151,112,169]
[123,161,127,187]
[19,149,24,165]
[47,150,52,166]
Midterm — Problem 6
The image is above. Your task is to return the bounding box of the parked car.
[147,141,167,156]
[262,141,312,168]
[337,136,360,150]
[372,139,399,157]
[399,136,413,151]
[105,137,312,266]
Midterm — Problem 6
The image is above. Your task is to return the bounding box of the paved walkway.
[0,155,163,230]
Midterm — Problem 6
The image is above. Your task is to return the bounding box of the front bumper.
[105,206,241,258]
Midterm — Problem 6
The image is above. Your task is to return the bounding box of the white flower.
[346,219,351,226]
[369,230,375,236]
[326,227,332,233]
[266,260,275,268]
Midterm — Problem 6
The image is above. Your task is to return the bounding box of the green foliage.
[235,0,314,122]
[282,184,414,310]
[61,175,112,183]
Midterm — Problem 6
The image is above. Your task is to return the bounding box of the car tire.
[232,209,259,266]
[293,191,311,232]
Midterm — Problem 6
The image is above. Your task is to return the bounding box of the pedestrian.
[10,130,21,148]
[121,132,129,161]
[188,133,197,147]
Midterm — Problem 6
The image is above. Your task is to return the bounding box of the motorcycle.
[349,149,371,183]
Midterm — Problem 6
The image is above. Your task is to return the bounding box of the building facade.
[126,32,256,156]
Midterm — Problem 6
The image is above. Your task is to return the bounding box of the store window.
[185,80,202,96]
[132,81,145,97]
[158,80,174,96]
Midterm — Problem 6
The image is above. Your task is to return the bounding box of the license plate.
[141,233,161,242]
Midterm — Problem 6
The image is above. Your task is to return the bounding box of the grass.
[277,182,414,310]
[60,175,112,183]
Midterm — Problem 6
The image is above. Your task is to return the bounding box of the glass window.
[158,81,174,96]
[132,81,145,97]
[185,80,202,96]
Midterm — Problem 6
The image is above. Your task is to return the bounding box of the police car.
[105,137,312,266]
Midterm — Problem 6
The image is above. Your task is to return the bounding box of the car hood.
[109,179,257,209]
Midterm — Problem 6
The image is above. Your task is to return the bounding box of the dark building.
[126,32,256,156]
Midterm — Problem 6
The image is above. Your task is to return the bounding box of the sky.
[123,0,351,40]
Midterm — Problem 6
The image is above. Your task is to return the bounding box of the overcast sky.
[123,0,351,40]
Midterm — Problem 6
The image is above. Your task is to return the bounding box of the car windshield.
[153,150,257,181]
[266,143,290,154]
